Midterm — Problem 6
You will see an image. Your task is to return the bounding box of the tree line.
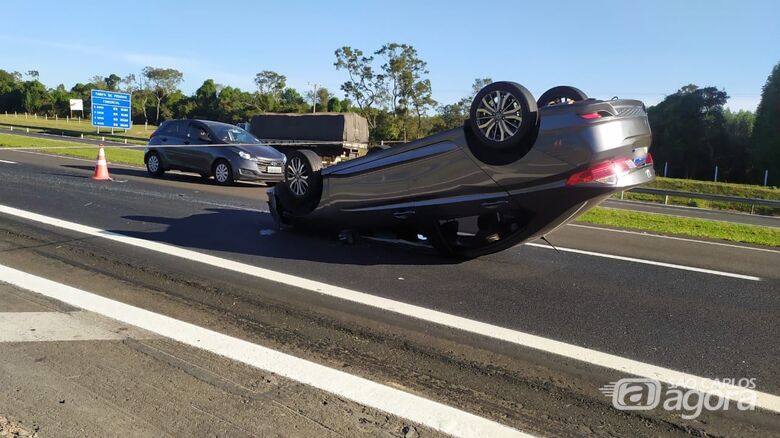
[0,47,777,185]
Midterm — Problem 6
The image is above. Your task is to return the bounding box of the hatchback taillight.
[566,158,633,186]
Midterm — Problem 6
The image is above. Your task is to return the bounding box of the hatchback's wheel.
[468,81,538,151]
[213,159,234,185]
[537,86,588,108]
[145,152,164,177]
[277,150,323,214]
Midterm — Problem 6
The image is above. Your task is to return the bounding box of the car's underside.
[269,82,655,258]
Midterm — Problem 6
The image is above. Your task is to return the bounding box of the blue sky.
[2,0,778,111]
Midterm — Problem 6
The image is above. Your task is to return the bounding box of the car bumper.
[234,160,285,182]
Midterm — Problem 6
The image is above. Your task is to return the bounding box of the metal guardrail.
[629,187,780,208]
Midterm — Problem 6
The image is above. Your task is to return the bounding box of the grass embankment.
[0,113,154,145]
[0,132,144,166]
[619,176,779,216]
[578,207,780,247]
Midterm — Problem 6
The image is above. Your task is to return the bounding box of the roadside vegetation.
[578,207,780,247]
[0,132,144,166]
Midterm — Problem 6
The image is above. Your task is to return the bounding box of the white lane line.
[524,242,761,281]
[0,159,17,164]
[0,311,150,342]
[568,223,780,254]
[0,265,527,438]
[0,203,778,415]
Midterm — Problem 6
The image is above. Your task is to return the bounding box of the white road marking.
[0,265,528,438]
[524,242,762,281]
[0,311,149,342]
[567,223,780,254]
[0,159,16,164]
[0,204,778,415]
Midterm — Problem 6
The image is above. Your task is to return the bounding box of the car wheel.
[213,159,234,186]
[145,152,164,177]
[537,86,588,108]
[277,150,323,215]
[468,81,538,151]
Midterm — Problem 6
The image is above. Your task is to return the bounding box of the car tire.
[213,159,234,186]
[145,152,164,177]
[277,149,323,215]
[468,81,538,151]
[537,86,588,108]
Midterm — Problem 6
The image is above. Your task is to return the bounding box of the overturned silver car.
[269,82,655,258]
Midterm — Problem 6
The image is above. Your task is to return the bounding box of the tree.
[104,74,121,91]
[26,70,39,80]
[375,43,436,138]
[316,87,330,112]
[722,109,755,182]
[277,87,307,113]
[327,96,342,112]
[20,80,48,113]
[334,46,386,128]
[120,73,151,123]
[0,69,22,111]
[434,78,493,131]
[648,84,729,179]
[751,61,780,185]
[193,79,220,119]
[142,67,183,122]
[254,70,286,96]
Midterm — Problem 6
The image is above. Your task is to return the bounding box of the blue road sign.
[91,90,132,129]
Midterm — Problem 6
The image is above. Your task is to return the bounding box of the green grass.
[578,207,780,247]
[0,113,155,144]
[617,176,779,216]
[0,132,144,166]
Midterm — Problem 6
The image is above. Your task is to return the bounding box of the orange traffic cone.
[91,145,112,181]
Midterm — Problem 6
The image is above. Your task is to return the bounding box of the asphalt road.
[1,148,778,437]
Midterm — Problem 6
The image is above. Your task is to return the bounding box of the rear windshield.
[208,124,262,144]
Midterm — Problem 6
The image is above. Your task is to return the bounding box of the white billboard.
[69,99,83,111]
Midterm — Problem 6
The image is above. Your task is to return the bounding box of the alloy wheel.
[286,157,309,196]
[475,90,523,142]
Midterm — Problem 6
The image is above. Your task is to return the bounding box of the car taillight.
[645,152,653,165]
[579,112,602,120]
[566,158,633,186]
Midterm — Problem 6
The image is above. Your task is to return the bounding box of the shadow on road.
[108,208,456,267]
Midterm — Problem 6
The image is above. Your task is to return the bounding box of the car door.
[160,121,191,169]
[175,123,215,173]
[153,121,185,168]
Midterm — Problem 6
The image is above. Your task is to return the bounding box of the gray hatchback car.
[145,119,286,185]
